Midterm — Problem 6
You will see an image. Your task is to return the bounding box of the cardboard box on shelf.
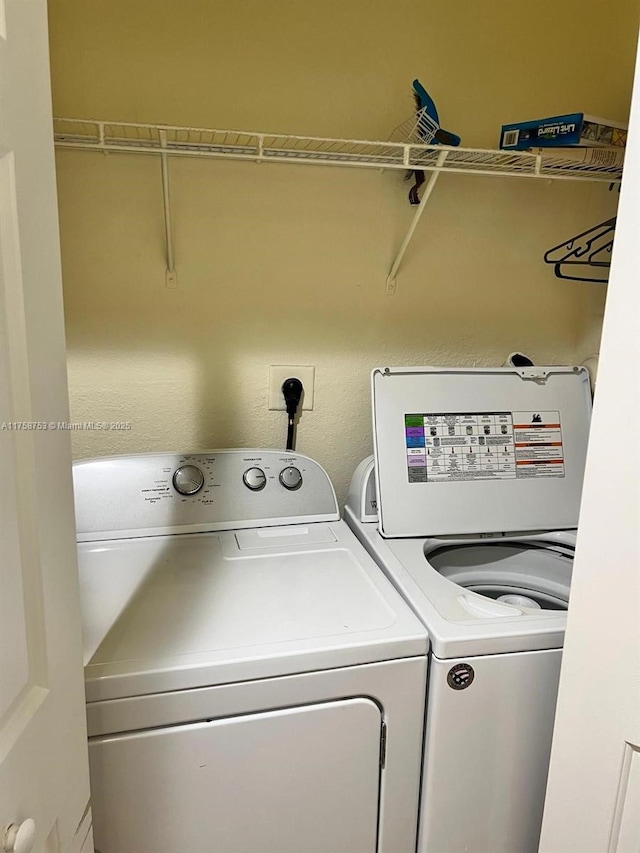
[500,113,627,150]
[529,146,624,168]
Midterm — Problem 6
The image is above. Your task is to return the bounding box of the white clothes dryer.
[344,365,592,853]
[74,449,428,853]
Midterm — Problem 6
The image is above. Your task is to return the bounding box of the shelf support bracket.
[386,149,448,295]
[159,131,177,288]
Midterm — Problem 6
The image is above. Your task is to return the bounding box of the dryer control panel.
[74,449,339,541]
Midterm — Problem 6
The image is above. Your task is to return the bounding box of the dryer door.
[89,697,383,853]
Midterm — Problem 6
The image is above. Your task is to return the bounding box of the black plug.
[282,377,303,418]
[282,377,303,451]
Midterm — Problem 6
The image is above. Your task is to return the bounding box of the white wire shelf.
[53,118,623,293]
[53,118,624,183]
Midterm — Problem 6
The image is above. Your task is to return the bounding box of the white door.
[538,39,640,853]
[0,2,92,852]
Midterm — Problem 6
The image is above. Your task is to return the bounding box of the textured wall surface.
[49,0,639,504]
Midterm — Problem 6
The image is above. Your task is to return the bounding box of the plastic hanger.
[544,217,615,283]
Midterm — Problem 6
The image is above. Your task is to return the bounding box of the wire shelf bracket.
[386,149,448,294]
[53,118,625,292]
[159,130,177,288]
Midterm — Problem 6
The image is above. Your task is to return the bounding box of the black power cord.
[281,377,303,451]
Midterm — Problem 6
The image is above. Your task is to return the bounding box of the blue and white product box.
[499,113,628,150]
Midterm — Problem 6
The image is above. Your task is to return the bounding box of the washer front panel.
[419,650,562,853]
[372,366,591,537]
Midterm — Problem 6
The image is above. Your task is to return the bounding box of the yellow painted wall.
[49,0,639,503]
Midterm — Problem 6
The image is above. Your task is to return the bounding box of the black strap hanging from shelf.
[544,217,616,283]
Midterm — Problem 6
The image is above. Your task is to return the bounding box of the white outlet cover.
[268,365,315,410]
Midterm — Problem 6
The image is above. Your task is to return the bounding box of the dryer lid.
[372,366,592,538]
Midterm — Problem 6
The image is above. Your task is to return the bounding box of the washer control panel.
[74,449,338,541]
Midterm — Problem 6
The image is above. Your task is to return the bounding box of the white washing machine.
[344,365,592,853]
[73,448,428,853]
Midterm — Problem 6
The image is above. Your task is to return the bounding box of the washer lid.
[372,366,591,538]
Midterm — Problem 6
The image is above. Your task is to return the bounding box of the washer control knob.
[243,467,267,491]
[3,819,36,853]
[279,466,302,491]
[172,464,205,496]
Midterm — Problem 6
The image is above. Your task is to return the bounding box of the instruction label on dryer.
[404,411,564,483]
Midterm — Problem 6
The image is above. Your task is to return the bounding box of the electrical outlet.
[268,365,315,411]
